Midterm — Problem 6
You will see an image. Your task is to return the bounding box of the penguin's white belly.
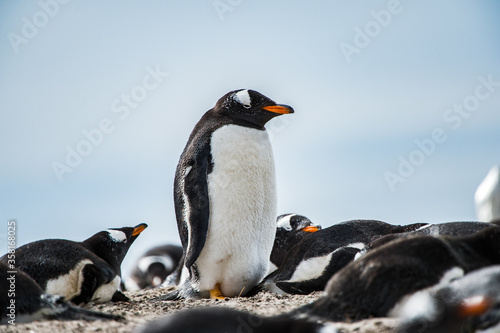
[44,259,119,303]
[92,275,121,303]
[196,124,277,297]
[45,259,92,300]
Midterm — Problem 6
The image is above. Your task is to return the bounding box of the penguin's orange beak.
[457,295,491,318]
[302,226,321,233]
[132,223,148,236]
[261,104,294,114]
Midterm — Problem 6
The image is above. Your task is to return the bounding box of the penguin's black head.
[84,223,148,274]
[214,89,294,129]
[277,214,322,233]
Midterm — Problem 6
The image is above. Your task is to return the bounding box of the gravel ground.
[3,287,398,332]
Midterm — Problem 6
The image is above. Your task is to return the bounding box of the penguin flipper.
[174,150,211,268]
[71,264,102,305]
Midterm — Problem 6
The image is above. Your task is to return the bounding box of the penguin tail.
[42,294,124,322]
[245,282,264,297]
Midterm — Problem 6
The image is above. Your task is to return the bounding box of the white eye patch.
[277,214,295,231]
[107,229,127,242]
[234,89,251,108]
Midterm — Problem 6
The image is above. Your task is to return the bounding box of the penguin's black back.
[294,227,500,322]
[364,221,497,254]
[1,239,114,290]
[0,261,45,320]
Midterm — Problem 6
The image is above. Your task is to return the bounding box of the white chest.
[207,124,277,225]
[195,124,278,295]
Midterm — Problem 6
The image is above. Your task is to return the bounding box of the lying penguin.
[291,225,500,322]
[0,262,123,324]
[134,306,336,333]
[259,219,426,295]
[1,223,147,305]
[396,265,500,333]
[168,89,293,299]
[355,221,496,260]
[122,244,183,291]
[269,214,321,273]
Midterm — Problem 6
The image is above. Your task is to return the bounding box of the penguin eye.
[243,104,251,109]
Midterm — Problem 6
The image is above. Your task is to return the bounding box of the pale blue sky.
[1,1,499,276]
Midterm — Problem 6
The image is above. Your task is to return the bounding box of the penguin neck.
[82,237,125,275]
[271,230,301,267]
[223,115,267,131]
[458,228,500,265]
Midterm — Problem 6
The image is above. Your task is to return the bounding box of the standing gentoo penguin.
[1,223,147,305]
[134,307,337,333]
[291,226,500,323]
[270,214,321,273]
[169,89,293,299]
[258,219,426,295]
[396,265,500,333]
[0,262,123,324]
[123,244,183,291]
[475,165,500,222]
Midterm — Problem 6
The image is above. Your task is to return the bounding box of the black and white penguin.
[475,165,500,222]
[169,89,293,299]
[122,244,183,291]
[291,226,500,323]
[0,262,122,324]
[355,221,496,260]
[259,219,426,295]
[269,214,321,273]
[1,223,147,305]
[396,265,500,333]
[134,307,337,333]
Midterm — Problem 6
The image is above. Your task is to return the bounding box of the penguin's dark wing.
[174,129,213,269]
[70,264,103,306]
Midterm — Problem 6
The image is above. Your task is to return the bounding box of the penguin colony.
[2,90,500,333]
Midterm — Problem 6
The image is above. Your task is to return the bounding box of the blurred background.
[1,0,499,277]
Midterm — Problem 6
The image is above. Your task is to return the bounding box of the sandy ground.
[3,287,398,333]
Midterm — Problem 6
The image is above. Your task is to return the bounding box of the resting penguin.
[1,223,147,305]
[355,221,496,260]
[0,262,123,324]
[169,89,293,300]
[396,264,500,333]
[269,214,321,273]
[290,226,500,323]
[122,244,183,291]
[134,307,337,333]
[258,219,426,295]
